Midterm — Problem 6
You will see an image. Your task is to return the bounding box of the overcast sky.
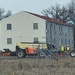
[0,0,71,15]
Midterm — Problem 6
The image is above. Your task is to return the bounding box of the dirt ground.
[0,56,75,75]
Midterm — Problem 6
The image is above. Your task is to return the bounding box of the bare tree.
[42,0,75,23]
[59,6,69,22]
[0,8,12,20]
[68,0,75,23]
[0,8,5,20]
[42,4,61,19]
[4,10,12,18]
[42,4,68,22]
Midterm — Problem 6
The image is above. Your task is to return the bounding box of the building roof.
[26,11,74,27]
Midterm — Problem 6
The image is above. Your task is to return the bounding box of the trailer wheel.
[17,51,26,58]
[70,51,75,57]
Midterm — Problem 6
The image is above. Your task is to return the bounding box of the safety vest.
[66,46,70,51]
[61,46,65,52]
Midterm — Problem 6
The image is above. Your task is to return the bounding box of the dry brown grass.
[0,56,75,75]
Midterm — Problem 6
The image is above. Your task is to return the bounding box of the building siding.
[46,22,74,50]
[0,11,46,51]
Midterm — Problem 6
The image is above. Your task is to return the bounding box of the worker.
[66,45,71,51]
[59,45,65,56]
[60,45,65,52]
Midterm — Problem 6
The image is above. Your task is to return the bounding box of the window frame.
[7,24,12,30]
[7,38,12,44]
[34,37,38,43]
[59,25,62,32]
[33,23,38,30]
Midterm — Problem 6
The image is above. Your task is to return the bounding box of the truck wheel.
[70,51,75,57]
[17,51,26,58]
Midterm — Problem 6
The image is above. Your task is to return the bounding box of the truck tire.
[70,51,75,57]
[17,51,26,58]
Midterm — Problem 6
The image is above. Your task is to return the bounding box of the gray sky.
[0,0,71,14]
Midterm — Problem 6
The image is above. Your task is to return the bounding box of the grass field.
[0,55,75,75]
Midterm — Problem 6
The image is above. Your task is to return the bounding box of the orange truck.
[16,42,47,58]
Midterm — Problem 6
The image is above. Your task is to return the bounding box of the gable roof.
[25,11,74,27]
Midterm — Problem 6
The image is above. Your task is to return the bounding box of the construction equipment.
[0,41,72,60]
[16,42,47,58]
[70,50,75,57]
[15,42,60,60]
[0,42,71,60]
[35,48,59,60]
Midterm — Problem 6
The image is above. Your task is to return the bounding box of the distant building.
[0,11,74,51]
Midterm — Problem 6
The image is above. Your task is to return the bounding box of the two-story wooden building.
[0,11,74,51]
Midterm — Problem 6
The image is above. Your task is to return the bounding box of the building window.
[59,26,61,32]
[33,23,38,30]
[65,39,67,44]
[61,39,63,44]
[54,38,55,44]
[59,25,62,32]
[69,39,70,45]
[34,37,38,43]
[7,24,12,30]
[50,24,52,38]
[7,38,12,44]
[61,26,62,32]
[68,27,70,33]
[59,39,63,44]
[54,24,55,31]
